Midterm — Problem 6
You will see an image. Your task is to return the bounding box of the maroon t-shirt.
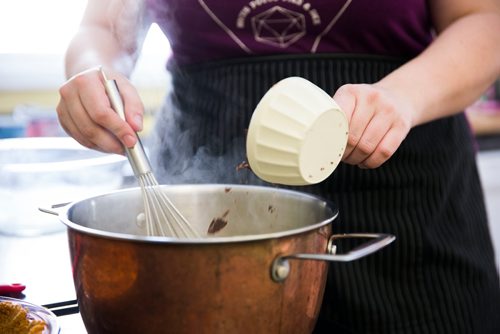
[147,0,433,65]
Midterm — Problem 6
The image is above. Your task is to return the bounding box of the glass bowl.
[0,296,60,333]
[0,137,127,236]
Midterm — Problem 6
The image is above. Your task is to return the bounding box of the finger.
[333,85,365,159]
[358,125,408,168]
[77,77,137,148]
[100,71,145,132]
[58,83,106,149]
[115,77,145,132]
[62,83,125,154]
[58,99,123,154]
[74,96,126,154]
[344,110,392,165]
[56,100,96,149]
[343,93,375,159]
[333,85,356,123]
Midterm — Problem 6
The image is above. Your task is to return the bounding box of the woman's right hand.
[56,66,145,155]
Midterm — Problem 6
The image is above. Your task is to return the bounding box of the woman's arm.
[336,0,500,168]
[65,0,150,77]
[379,0,500,125]
[57,0,152,153]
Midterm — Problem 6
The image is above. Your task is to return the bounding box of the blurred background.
[0,0,171,138]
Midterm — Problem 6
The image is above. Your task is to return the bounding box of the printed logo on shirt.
[198,0,352,53]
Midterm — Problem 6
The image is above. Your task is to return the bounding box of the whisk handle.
[101,68,152,176]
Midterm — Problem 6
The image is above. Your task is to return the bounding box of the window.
[0,0,171,90]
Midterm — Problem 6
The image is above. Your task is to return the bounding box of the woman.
[57,0,500,332]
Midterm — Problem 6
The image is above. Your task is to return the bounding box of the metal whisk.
[100,68,199,238]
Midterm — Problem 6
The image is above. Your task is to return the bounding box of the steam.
[147,85,263,186]
[106,0,152,74]
[95,0,264,187]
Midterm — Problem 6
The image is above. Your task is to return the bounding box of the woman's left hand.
[333,83,414,169]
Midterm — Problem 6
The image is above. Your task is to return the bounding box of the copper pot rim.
[51,184,338,245]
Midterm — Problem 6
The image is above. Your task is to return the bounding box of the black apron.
[151,54,500,334]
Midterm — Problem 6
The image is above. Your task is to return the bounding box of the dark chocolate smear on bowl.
[208,209,230,234]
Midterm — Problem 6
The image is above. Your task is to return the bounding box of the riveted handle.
[271,233,396,282]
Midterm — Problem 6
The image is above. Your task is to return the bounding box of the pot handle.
[38,202,72,216]
[271,233,395,282]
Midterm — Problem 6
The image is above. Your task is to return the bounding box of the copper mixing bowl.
[44,184,394,334]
